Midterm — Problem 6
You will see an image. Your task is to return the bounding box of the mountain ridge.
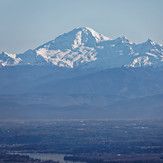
[0,27,163,69]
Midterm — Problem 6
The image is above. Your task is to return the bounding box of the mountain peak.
[114,36,131,44]
[65,26,111,44]
[36,27,111,51]
[69,27,111,43]
[145,39,156,46]
[73,26,110,42]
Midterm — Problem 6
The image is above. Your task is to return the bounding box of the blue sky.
[0,0,163,53]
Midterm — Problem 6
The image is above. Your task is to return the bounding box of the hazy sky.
[0,0,163,53]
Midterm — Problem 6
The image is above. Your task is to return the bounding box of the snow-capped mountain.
[0,27,163,69]
[0,52,21,67]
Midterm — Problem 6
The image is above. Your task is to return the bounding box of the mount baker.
[0,27,163,69]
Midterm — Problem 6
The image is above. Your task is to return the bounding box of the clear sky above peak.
[0,0,163,53]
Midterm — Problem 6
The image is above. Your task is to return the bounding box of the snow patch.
[129,56,152,67]
[146,52,158,59]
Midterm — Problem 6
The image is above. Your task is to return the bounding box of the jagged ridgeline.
[0,27,163,69]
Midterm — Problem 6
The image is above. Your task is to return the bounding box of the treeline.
[64,155,163,163]
[0,153,59,163]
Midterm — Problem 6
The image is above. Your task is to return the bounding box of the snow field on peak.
[36,46,97,68]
